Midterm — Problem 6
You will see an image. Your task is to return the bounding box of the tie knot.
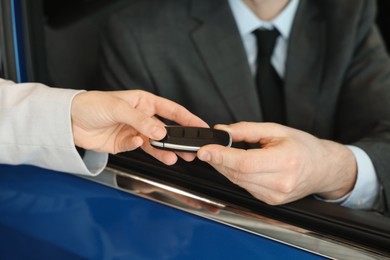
[254,28,280,58]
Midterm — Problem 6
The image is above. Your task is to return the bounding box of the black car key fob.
[150,126,232,152]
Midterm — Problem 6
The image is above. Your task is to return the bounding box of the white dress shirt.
[228,0,380,209]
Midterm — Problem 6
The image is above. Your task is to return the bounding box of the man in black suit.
[99,0,390,213]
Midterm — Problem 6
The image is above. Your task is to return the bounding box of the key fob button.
[199,128,213,139]
[168,127,184,137]
[184,127,199,138]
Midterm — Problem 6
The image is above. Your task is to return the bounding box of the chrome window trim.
[82,167,387,259]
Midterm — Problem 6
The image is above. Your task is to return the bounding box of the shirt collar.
[228,0,300,39]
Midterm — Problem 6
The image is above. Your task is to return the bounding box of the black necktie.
[254,28,285,124]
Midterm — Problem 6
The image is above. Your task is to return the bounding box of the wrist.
[316,140,357,200]
[70,91,88,148]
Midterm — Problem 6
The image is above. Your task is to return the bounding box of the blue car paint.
[0,165,325,259]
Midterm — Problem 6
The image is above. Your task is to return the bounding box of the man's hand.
[71,90,208,165]
[197,122,357,205]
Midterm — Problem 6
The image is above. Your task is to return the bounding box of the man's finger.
[214,122,289,143]
[197,145,278,173]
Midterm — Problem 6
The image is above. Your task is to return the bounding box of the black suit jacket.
[99,0,390,212]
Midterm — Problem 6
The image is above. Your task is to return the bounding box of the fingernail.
[198,151,211,162]
[151,126,166,140]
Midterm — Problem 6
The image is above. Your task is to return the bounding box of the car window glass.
[40,0,390,218]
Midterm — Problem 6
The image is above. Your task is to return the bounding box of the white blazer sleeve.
[0,78,107,175]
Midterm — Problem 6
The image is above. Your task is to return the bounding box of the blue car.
[1,0,389,259]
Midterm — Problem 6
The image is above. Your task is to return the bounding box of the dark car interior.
[16,0,390,255]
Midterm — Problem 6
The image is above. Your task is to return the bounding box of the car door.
[1,0,389,259]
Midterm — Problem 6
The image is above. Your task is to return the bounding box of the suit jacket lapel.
[285,0,326,131]
[190,0,262,123]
